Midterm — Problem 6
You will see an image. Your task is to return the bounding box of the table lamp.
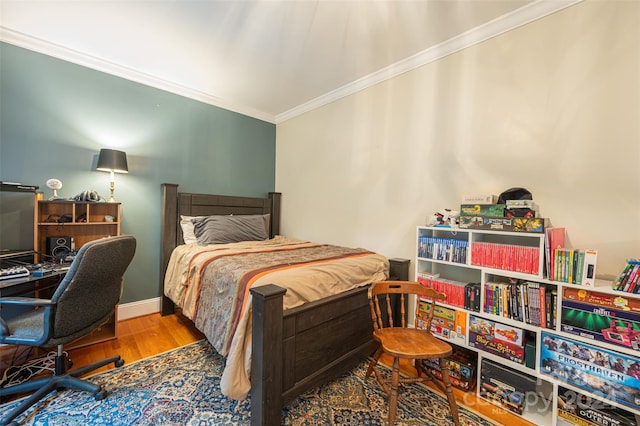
[96,148,128,202]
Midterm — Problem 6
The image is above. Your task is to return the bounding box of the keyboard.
[0,265,30,280]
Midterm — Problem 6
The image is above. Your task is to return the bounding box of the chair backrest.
[49,235,136,342]
[368,280,447,333]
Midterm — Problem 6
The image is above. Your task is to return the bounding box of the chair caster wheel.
[95,390,108,400]
[115,358,125,368]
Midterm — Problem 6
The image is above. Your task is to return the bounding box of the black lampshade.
[97,149,128,173]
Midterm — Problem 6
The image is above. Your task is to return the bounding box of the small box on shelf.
[461,194,498,204]
[581,249,598,287]
[505,199,538,210]
[464,282,481,312]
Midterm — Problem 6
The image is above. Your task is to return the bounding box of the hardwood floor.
[65,312,205,374]
[2,313,533,425]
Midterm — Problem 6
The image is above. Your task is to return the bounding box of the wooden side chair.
[366,280,460,426]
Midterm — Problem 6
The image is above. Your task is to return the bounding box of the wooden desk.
[0,269,66,291]
[0,270,67,318]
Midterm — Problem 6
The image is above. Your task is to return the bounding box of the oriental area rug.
[1,340,497,425]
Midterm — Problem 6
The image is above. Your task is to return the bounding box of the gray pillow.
[192,214,269,245]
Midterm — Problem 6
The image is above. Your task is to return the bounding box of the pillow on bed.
[192,214,270,245]
[180,215,206,244]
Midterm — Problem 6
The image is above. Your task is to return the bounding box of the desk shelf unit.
[35,200,121,348]
[35,201,120,252]
[415,225,640,426]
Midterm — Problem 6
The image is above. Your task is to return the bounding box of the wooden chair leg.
[414,359,422,378]
[439,358,460,426]
[365,346,382,379]
[388,357,400,425]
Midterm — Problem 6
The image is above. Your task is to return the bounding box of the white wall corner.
[118,297,161,321]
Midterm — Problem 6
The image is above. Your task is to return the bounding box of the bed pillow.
[180,215,206,244]
[192,214,270,245]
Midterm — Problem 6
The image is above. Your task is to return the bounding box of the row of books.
[417,274,482,312]
[544,227,599,285]
[416,275,466,308]
[551,248,597,285]
[470,242,540,275]
[613,259,640,293]
[544,227,565,279]
[484,280,557,329]
[417,236,468,264]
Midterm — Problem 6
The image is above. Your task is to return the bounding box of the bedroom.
[0,0,638,424]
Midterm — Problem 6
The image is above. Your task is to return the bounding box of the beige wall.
[275,0,639,280]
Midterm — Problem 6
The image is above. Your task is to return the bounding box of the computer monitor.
[0,188,36,266]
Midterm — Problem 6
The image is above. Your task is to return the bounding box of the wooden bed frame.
[159,183,409,425]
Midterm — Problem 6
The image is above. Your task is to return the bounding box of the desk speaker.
[46,236,72,261]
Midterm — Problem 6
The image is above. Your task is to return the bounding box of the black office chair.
[0,235,136,426]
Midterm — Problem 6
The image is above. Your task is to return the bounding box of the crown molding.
[275,0,583,124]
[0,27,277,124]
[0,0,582,126]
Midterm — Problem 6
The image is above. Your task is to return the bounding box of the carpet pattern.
[1,340,497,425]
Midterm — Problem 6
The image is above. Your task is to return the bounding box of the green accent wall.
[0,42,276,304]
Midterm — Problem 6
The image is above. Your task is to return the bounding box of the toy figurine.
[428,209,460,227]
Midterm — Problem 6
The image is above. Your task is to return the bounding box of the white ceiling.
[0,0,581,123]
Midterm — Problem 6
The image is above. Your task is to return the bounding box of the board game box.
[561,300,640,352]
[459,216,546,233]
[468,315,526,364]
[460,204,506,217]
[416,302,466,345]
[562,288,640,352]
[421,346,478,391]
[557,385,639,426]
[480,358,538,415]
[563,287,640,314]
[540,332,640,410]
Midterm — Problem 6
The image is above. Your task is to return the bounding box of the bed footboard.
[249,258,409,426]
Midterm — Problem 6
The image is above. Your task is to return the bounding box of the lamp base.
[106,180,118,203]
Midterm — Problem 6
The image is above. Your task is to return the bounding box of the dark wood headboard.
[159,183,282,314]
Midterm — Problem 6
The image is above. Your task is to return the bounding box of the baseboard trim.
[118,297,161,321]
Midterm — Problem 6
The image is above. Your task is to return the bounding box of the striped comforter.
[163,236,389,400]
